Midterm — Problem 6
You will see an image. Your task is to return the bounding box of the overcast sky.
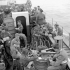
[31,0,70,12]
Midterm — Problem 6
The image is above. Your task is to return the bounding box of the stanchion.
[59,39,63,50]
[69,33,70,47]
[54,36,63,50]
[62,27,63,36]
[61,26,63,49]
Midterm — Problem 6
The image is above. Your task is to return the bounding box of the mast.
[52,18,53,27]
[52,18,53,30]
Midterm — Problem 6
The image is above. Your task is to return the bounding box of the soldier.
[10,30,27,55]
[10,33,20,49]
[3,39,13,70]
[10,37,37,70]
[15,20,23,33]
[37,6,43,13]
[47,48,68,70]
[3,9,15,38]
[54,23,63,36]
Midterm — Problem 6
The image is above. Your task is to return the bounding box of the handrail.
[59,25,69,35]
[63,41,70,50]
[53,23,70,48]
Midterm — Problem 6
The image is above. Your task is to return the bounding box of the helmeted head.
[15,33,19,38]
[34,7,37,11]
[54,23,59,29]
[4,8,11,15]
[17,20,21,25]
[37,6,40,9]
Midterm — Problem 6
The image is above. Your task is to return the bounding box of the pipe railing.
[69,33,70,47]
[51,19,70,49]
[54,24,70,49]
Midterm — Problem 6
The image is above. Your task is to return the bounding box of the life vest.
[18,33,27,48]
[11,37,20,48]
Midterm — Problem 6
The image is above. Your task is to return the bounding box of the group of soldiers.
[0,8,32,70]
[0,5,68,70]
[30,6,69,70]
[31,6,63,48]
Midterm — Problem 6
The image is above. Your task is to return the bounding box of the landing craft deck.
[0,3,70,69]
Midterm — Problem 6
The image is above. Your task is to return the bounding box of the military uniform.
[17,22,23,33]
[47,49,68,70]
[57,27,63,36]
[54,24,63,36]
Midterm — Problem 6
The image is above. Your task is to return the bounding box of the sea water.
[44,10,70,36]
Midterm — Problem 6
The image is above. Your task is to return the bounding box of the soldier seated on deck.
[11,39,37,70]
[47,46,68,70]
[11,31,27,49]
[10,40,24,70]
[10,33,27,70]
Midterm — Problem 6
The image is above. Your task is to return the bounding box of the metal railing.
[53,23,70,49]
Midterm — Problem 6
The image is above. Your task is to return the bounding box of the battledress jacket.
[10,43,37,67]
[50,49,68,66]
[47,49,68,70]
[16,22,23,33]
